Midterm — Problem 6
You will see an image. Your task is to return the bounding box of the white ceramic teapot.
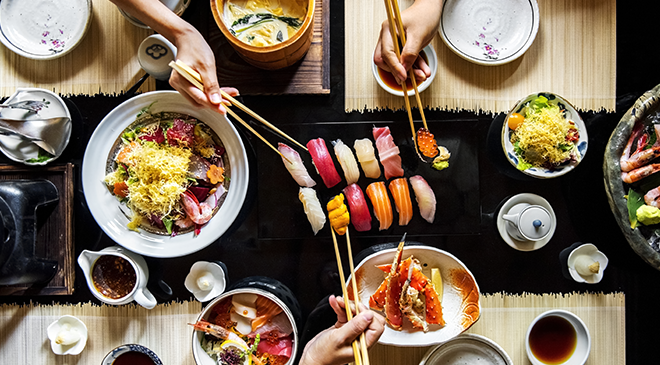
[77,246,157,309]
[502,203,553,242]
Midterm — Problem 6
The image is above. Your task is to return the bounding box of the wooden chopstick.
[345,229,370,365]
[330,228,363,365]
[168,60,292,164]
[172,60,307,151]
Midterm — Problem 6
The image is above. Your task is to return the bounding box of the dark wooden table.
[1,2,659,364]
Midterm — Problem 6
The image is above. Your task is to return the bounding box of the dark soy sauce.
[528,315,577,364]
[112,351,155,365]
[376,50,429,92]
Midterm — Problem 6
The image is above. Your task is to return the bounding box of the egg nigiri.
[333,139,360,185]
[354,138,381,179]
[388,177,413,226]
[409,175,436,223]
[278,143,316,187]
[343,183,372,232]
[298,187,326,235]
[366,181,393,230]
[307,138,341,188]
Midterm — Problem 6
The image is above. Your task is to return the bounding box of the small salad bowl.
[501,92,588,179]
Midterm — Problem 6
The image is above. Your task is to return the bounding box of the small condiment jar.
[503,203,552,241]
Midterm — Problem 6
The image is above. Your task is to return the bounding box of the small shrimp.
[189,320,249,348]
[180,185,226,225]
[621,164,660,184]
[621,123,660,172]
[645,187,660,207]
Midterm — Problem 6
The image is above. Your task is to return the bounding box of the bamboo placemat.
[0,0,156,97]
[345,0,616,114]
[0,301,202,364]
[366,292,625,365]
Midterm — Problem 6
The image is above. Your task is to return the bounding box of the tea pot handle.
[134,288,157,309]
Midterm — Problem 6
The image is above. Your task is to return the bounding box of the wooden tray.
[207,0,330,95]
[0,163,75,295]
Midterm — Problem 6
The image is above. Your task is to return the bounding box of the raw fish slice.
[409,175,436,224]
[342,183,372,232]
[373,126,404,179]
[278,143,316,187]
[333,139,361,185]
[298,187,326,235]
[389,178,413,226]
[354,138,381,179]
[366,181,393,230]
[307,138,342,188]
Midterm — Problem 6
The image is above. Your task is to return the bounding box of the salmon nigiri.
[388,177,413,226]
[366,181,393,230]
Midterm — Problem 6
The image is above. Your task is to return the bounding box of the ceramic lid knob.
[520,207,551,240]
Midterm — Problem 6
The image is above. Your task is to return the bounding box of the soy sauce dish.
[526,310,590,365]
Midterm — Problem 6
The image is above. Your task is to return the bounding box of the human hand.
[300,295,385,365]
[374,0,443,84]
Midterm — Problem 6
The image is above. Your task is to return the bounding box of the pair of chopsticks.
[330,228,370,365]
[168,60,307,162]
[383,0,429,142]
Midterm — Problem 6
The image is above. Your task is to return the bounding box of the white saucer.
[496,193,556,251]
[567,243,608,284]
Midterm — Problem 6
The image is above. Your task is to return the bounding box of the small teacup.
[138,34,177,81]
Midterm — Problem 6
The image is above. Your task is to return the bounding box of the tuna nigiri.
[333,139,360,185]
[354,138,381,179]
[343,183,372,232]
[278,143,316,187]
[327,194,350,235]
[366,181,393,230]
[389,178,413,226]
[373,126,404,180]
[298,187,326,235]
[410,175,436,224]
[307,138,341,188]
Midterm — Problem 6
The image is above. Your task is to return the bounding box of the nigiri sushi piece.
[298,187,326,235]
[333,139,360,185]
[307,138,342,188]
[343,183,372,232]
[327,193,350,235]
[366,181,393,230]
[278,143,316,187]
[388,177,413,226]
[354,138,381,179]
[373,126,404,180]
[409,175,436,223]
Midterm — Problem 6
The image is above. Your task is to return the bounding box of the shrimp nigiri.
[333,139,360,185]
[366,181,393,230]
[327,194,350,235]
[299,187,326,235]
[354,139,381,179]
[278,143,316,187]
[307,138,342,188]
[343,183,372,232]
[373,126,404,180]
[389,178,413,226]
[409,175,436,224]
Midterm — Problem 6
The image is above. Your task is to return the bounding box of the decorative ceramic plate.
[439,0,539,66]
[604,83,660,271]
[347,245,480,347]
[419,334,513,365]
[501,92,588,178]
[0,88,71,165]
[82,91,249,258]
[0,0,92,60]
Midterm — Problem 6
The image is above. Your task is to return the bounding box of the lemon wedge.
[431,268,443,301]
[220,340,251,365]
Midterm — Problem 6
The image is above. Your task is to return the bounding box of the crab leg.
[384,239,405,330]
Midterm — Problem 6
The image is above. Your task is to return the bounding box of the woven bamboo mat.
[366,292,625,365]
[0,301,201,364]
[0,0,156,98]
[345,0,616,114]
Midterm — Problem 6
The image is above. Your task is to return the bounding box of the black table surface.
[2,1,660,364]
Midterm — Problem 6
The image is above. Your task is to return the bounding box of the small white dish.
[118,0,190,29]
[526,310,591,365]
[372,44,438,97]
[497,193,556,251]
[138,34,177,81]
[46,315,88,355]
[419,333,512,365]
[567,243,608,284]
[502,92,588,179]
[0,88,71,165]
[440,0,539,66]
[0,0,92,60]
[184,261,226,302]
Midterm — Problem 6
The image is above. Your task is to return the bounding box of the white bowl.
[0,0,92,60]
[419,333,512,365]
[372,44,438,97]
[526,310,591,365]
[502,92,588,178]
[102,344,162,365]
[46,315,88,355]
[439,0,539,66]
[81,91,249,258]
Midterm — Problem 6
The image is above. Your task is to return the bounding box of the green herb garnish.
[26,148,54,163]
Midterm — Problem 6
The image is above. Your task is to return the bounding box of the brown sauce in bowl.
[92,255,137,299]
[529,315,577,364]
[376,50,429,92]
[112,351,155,365]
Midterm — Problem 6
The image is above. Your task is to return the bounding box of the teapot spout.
[502,214,517,223]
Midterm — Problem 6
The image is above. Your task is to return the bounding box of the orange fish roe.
[416,128,439,158]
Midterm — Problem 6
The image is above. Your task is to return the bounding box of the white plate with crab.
[347,244,480,347]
